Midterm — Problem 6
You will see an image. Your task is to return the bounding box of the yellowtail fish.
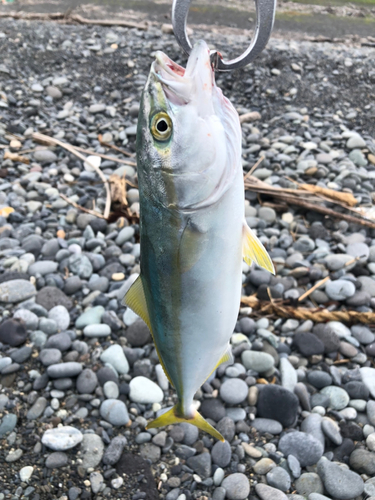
[124,40,274,441]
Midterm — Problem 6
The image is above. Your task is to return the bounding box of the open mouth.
[154,52,186,79]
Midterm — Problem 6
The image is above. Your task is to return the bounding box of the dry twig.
[59,194,106,218]
[32,132,112,219]
[245,175,375,229]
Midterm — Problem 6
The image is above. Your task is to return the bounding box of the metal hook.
[172,0,277,71]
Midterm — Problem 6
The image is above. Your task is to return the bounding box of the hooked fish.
[125,40,274,441]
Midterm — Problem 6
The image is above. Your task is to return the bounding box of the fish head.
[137,40,241,211]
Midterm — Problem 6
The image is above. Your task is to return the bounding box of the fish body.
[125,41,274,441]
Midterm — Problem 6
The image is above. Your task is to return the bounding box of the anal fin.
[242,220,275,274]
[123,275,174,388]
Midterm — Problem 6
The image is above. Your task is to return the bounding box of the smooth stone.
[367,401,375,426]
[287,454,301,478]
[102,435,127,465]
[186,452,212,479]
[221,473,250,500]
[80,433,105,469]
[211,440,231,468]
[278,432,323,467]
[253,458,276,475]
[321,417,342,445]
[124,319,152,347]
[42,426,83,451]
[13,309,39,330]
[266,466,291,492]
[0,414,17,436]
[103,380,119,399]
[321,386,349,410]
[295,473,323,497]
[255,483,288,500]
[48,305,70,331]
[252,418,283,435]
[279,357,297,392]
[301,413,325,448]
[307,371,332,389]
[19,466,34,482]
[241,351,274,373]
[36,286,73,311]
[317,456,364,500]
[39,348,62,366]
[28,260,58,276]
[129,376,163,404]
[100,344,129,375]
[100,399,129,426]
[27,397,47,420]
[220,378,248,405]
[76,369,98,394]
[75,306,104,329]
[325,279,355,301]
[45,332,72,351]
[0,279,36,303]
[0,319,27,346]
[45,451,68,468]
[350,449,375,475]
[257,385,299,427]
[47,362,82,378]
[83,323,111,337]
[293,332,324,356]
[360,367,375,398]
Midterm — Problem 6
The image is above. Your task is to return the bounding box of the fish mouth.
[151,40,215,108]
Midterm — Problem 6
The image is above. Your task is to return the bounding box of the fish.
[124,40,274,442]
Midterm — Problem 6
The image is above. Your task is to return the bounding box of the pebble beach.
[0,14,375,500]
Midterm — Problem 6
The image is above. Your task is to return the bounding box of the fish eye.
[151,112,172,142]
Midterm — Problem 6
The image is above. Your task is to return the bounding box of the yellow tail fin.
[146,404,225,442]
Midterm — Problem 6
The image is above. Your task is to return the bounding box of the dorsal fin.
[123,275,151,331]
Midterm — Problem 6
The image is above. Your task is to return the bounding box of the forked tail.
[146,404,225,442]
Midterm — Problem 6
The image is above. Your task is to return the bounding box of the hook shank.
[172,0,277,71]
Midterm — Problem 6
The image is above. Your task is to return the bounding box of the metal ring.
[171,0,277,71]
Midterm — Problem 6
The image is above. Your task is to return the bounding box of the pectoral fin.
[242,220,275,274]
[123,275,152,331]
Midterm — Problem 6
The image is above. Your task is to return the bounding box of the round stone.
[220,378,248,405]
[266,466,291,492]
[100,399,129,426]
[278,431,323,467]
[129,376,163,404]
[42,426,83,451]
[221,473,250,500]
[241,351,274,373]
[325,280,356,301]
[103,381,120,399]
[321,386,349,410]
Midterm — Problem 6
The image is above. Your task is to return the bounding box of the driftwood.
[240,296,375,325]
[245,175,375,229]
[0,11,148,29]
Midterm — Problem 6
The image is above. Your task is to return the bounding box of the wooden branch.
[98,135,135,158]
[59,194,106,219]
[245,176,375,229]
[69,13,148,30]
[0,11,148,30]
[32,132,111,219]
